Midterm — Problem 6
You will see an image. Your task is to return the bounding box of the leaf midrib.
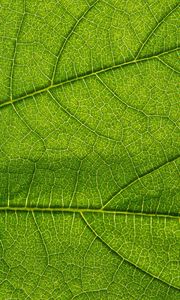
[0,206,179,219]
[0,47,179,109]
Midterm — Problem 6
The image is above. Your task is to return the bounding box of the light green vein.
[0,47,179,109]
[81,212,180,291]
[135,3,179,59]
[0,206,179,219]
[51,0,100,84]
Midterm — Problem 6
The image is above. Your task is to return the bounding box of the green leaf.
[0,0,179,299]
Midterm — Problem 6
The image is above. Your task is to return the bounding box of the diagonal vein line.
[0,47,179,109]
[48,90,120,141]
[0,207,179,219]
[51,0,100,84]
[80,212,180,291]
[102,155,180,209]
[157,57,180,74]
[32,211,50,265]
[9,0,26,100]
[96,74,148,116]
[135,3,179,59]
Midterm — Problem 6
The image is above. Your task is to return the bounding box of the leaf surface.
[0,0,180,299]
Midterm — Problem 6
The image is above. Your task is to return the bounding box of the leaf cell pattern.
[0,0,180,299]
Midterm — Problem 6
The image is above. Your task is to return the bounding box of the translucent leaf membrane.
[0,0,179,299]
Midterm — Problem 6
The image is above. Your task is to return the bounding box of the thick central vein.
[0,47,179,108]
[0,206,179,219]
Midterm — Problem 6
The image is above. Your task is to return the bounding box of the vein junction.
[0,47,179,108]
[0,206,179,219]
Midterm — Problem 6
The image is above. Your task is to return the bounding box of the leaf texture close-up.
[0,0,180,299]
